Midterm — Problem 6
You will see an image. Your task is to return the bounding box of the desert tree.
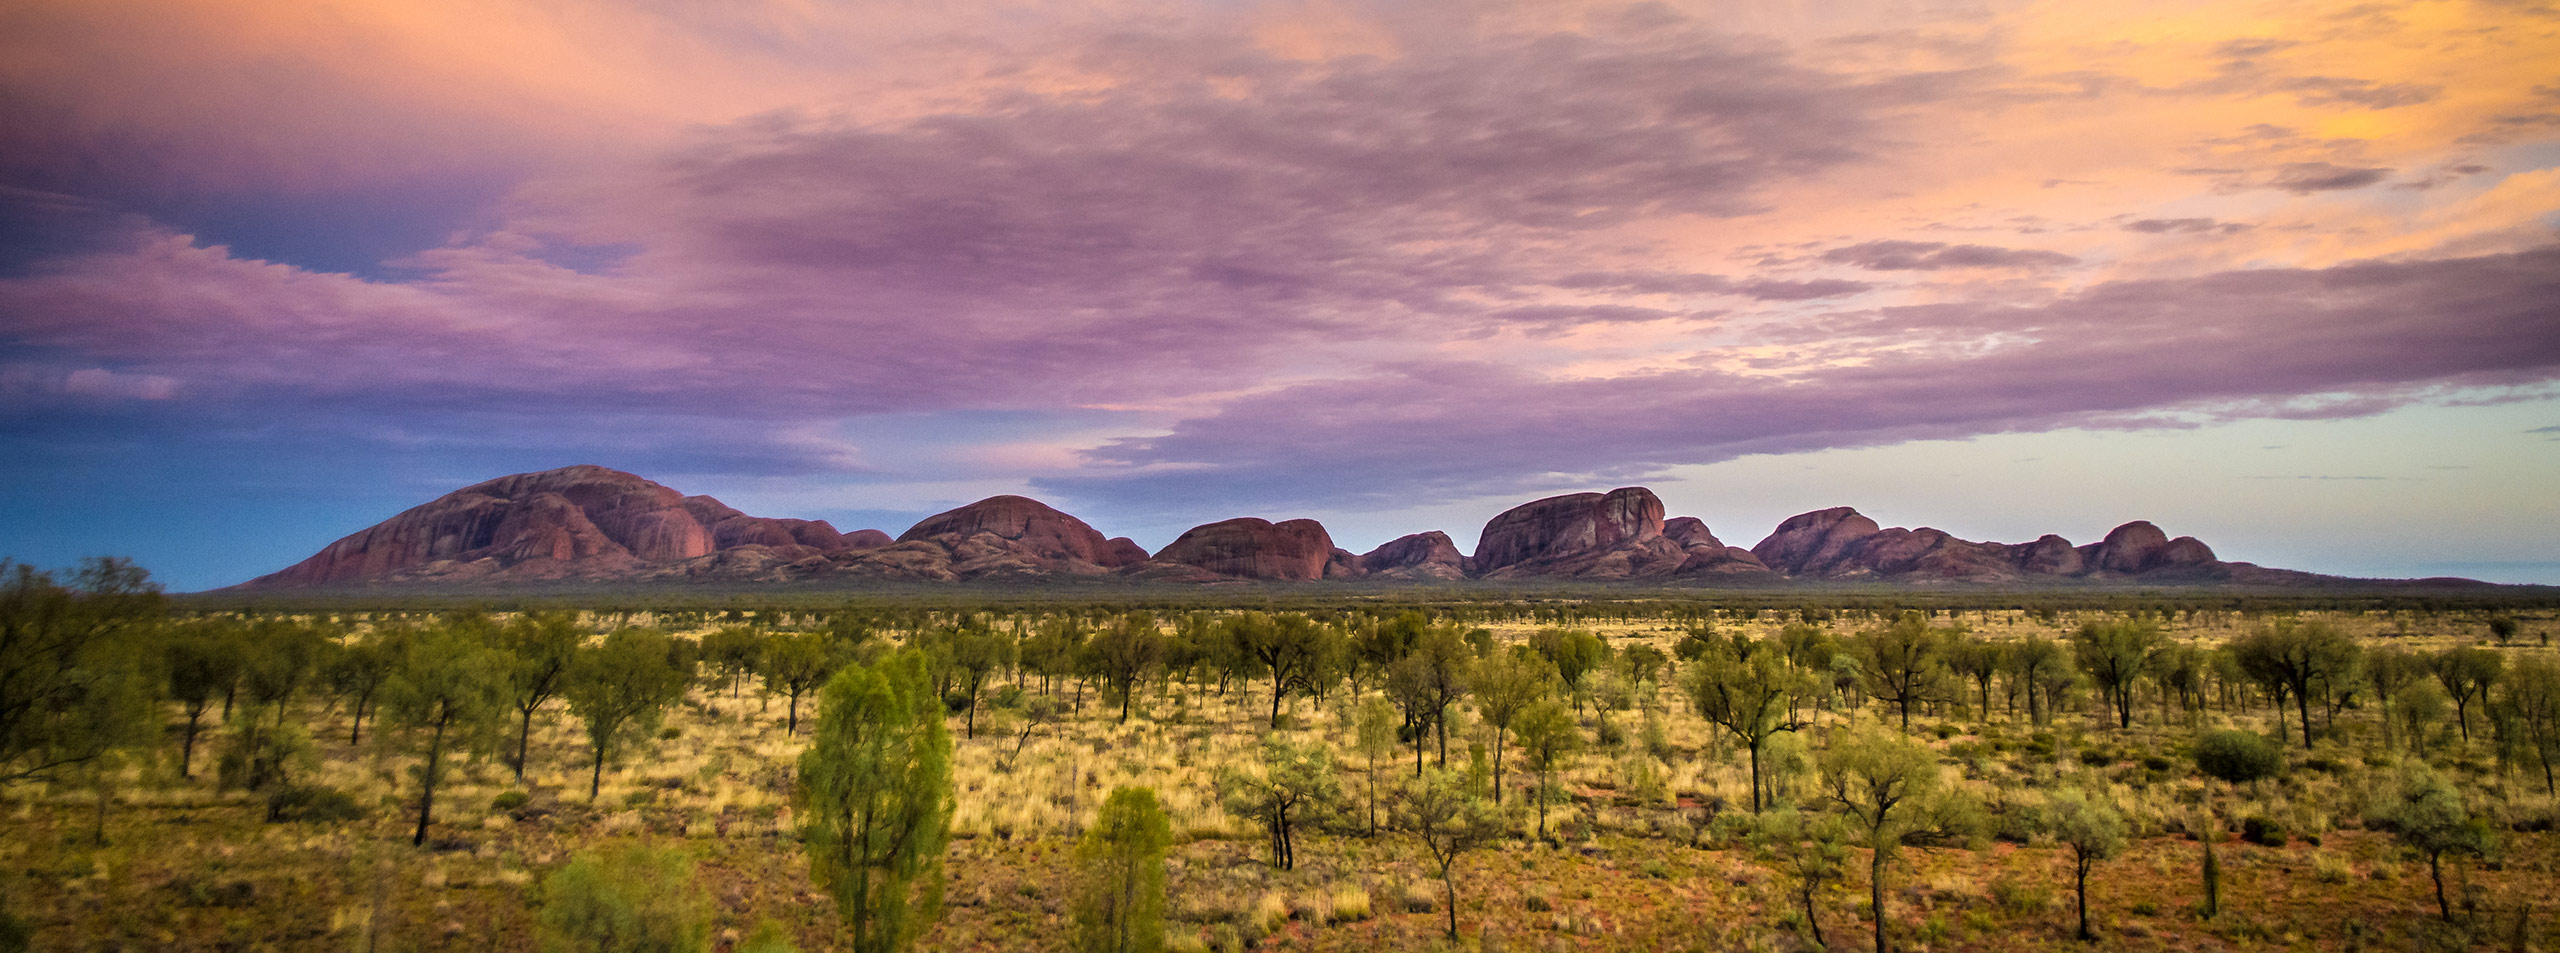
[1088,612,1166,724]
[2007,635,2070,726]
[538,841,712,953]
[798,649,953,953]
[1818,727,1983,953]
[1353,695,1399,836]
[1397,767,1506,941]
[0,558,165,820]
[945,623,1014,739]
[564,627,695,800]
[1529,629,1608,713]
[1217,735,1340,870]
[1230,612,1327,728]
[2493,655,2560,795]
[1074,786,1171,953]
[224,616,328,790]
[1509,698,1581,841]
[1747,806,1853,949]
[2367,645,2426,751]
[1945,636,2006,722]
[321,628,397,746]
[2431,645,2503,743]
[2071,619,2162,731]
[1467,647,1555,804]
[499,610,582,779]
[2040,785,2128,941]
[698,625,766,701]
[164,618,239,777]
[760,631,839,735]
[1861,611,1951,732]
[381,621,510,846]
[2229,621,2360,749]
[1681,637,1812,812]
[2372,763,2496,922]
[1386,627,1473,771]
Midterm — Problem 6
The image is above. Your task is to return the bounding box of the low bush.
[265,785,366,823]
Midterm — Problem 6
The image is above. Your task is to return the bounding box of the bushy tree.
[2071,619,2161,731]
[502,611,583,779]
[1385,627,1472,772]
[699,625,767,700]
[760,632,838,735]
[321,631,397,747]
[1861,612,1951,732]
[2496,655,2560,795]
[2372,764,2495,922]
[1746,806,1853,949]
[1074,787,1170,953]
[2431,646,2503,742]
[382,622,510,846]
[1353,695,1399,836]
[1217,736,1340,870]
[165,619,240,777]
[1818,727,1981,953]
[1509,698,1580,841]
[537,842,710,953]
[0,558,167,785]
[1529,629,1608,713]
[2040,785,2127,941]
[798,649,953,953]
[1681,637,1810,812]
[1398,768,1505,941]
[2229,621,2360,749]
[1088,613,1165,724]
[1468,648,1554,804]
[565,628,694,800]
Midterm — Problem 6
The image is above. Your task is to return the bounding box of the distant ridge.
[230,465,2486,591]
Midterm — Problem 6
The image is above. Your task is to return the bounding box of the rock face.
[1359,532,1471,580]
[234,467,2367,590]
[826,494,1144,581]
[1746,507,2234,583]
[1472,487,1693,579]
[238,465,898,588]
[1149,518,1337,581]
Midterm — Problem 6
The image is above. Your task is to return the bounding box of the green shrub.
[2194,731,2282,785]
[537,842,709,953]
[265,785,366,823]
[2241,814,2285,847]
[492,791,531,812]
[2079,747,2115,767]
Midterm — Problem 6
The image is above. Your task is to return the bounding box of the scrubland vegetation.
[5,557,2560,951]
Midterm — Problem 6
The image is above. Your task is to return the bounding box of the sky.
[2,0,2557,592]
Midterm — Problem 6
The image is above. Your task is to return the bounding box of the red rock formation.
[840,528,894,550]
[1473,487,1687,578]
[1150,517,1337,581]
[898,496,1121,565]
[1750,507,1884,576]
[243,465,712,587]
[1099,537,1151,568]
[1359,531,1470,580]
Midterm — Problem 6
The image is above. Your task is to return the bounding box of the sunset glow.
[3,0,2556,588]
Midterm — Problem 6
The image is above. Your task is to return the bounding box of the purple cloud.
[2123,217,2252,234]
[1051,246,2560,510]
[2267,162,2393,193]
[1820,240,2078,271]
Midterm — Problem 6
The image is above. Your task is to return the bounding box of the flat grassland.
[7,603,2557,952]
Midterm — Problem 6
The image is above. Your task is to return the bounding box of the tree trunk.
[180,711,203,778]
[2294,686,2315,751]
[413,715,446,846]
[1442,871,1460,940]
[2431,851,2451,922]
[1802,883,1826,947]
[514,706,535,780]
[1748,740,1764,813]
[589,738,609,801]
[2074,855,2092,940]
[1871,850,1890,953]
[1490,734,1506,805]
